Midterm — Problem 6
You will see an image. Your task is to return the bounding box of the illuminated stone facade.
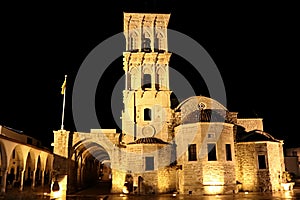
[235,141,285,192]
[111,12,286,195]
[51,12,286,196]
[172,96,237,195]
[0,125,53,194]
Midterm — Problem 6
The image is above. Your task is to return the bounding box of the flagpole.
[61,75,67,130]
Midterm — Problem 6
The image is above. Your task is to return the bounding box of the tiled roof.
[237,129,281,143]
[127,137,170,145]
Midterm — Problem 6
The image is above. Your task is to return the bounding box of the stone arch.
[43,154,52,186]
[70,139,111,190]
[7,145,25,188]
[24,150,35,187]
[144,30,151,38]
[34,155,42,187]
[155,30,165,51]
[0,141,8,191]
[142,30,151,51]
[0,141,8,171]
[0,139,53,192]
[142,66,152,74]
[73,140,110,164]
[129,67,139,90]
[156,67,166,90]
[142,66,152,89]
[129,31,139,51]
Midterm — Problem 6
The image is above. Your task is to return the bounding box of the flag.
[61,77,67,95]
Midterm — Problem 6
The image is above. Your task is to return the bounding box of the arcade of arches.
[0,138,53,193]
[0,129,115,195]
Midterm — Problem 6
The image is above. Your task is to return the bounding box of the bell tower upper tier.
[124,12,170,52]
[122,13,173,143]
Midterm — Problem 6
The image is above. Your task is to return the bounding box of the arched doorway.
[70,141,111,191]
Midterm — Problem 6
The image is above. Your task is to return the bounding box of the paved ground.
[1,182,300,200]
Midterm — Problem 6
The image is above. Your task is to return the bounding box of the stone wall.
[111,143,174,194]
[236,142,260,191]
[267,142,285,191]
[128,167,176,194]
[236,118,263,132]
[175,122,236,194]
[179,163,203,195]
[157,167,176,193]
[111,147,127,193]
[111,168,127,193]
[236,141,284,192]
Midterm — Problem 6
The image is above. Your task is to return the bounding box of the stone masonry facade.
[52,12,286,196]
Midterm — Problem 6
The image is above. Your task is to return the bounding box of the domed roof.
[176,96,228,111]
[127,137,170,145]
[236,129,282,143]
[175,96,233,124]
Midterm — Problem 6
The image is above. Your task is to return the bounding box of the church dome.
[175,96,234,124]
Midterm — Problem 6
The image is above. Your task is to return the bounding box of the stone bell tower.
[112,12,177,194]
[122,12,173,143]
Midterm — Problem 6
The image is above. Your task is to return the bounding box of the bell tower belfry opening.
[122,13,173,143]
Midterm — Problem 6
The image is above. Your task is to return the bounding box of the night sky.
[1,1,299,149]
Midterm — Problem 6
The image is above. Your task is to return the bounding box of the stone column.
[125,71,128,90]
[31,169,36,189]
[151,22,155,52]
[164,28,168,52]
[151,64,156,90]
[166,64,169,89]
[41,170,45,187]
[0,169,8,193]
[51,130,70,198]
[138,22,142,51]
[19,170,25,191]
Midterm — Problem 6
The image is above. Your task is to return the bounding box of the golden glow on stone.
[123,186,129,194]
[203,181,224,194]
[281,183,295,191]
[50,175,67,199]
[283,191,294,198]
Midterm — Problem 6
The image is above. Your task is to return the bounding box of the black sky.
[0,1,299,149]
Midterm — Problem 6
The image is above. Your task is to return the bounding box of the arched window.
[142,38,151,52]
[142,31,151,52]
[155,31,165,52]
[130,68,138,90]
[129,31,138,51]
[156,68,165,90]
[142,74,151,89]
[144,108,151,121]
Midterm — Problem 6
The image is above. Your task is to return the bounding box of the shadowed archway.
[70,140,111,191]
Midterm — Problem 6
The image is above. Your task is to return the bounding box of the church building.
[108,12,286,195]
